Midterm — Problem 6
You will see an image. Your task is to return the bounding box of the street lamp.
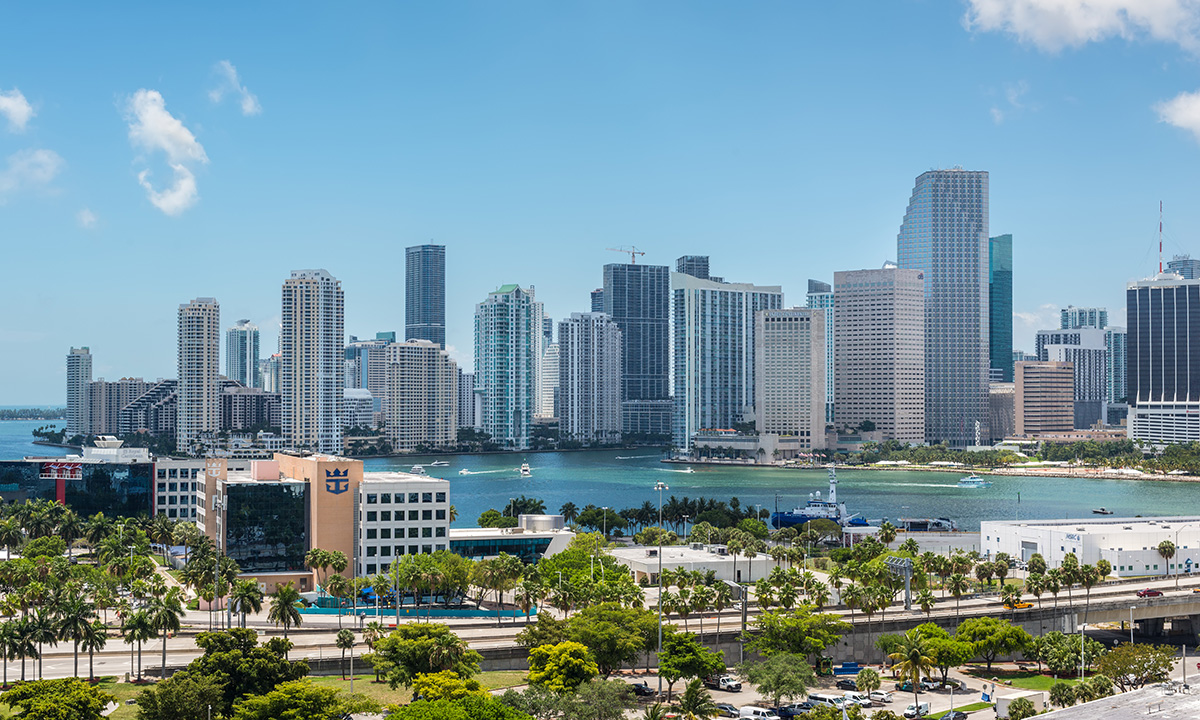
[682,515,690,541]
[1080,623,1087,680]
[1173,522,1199,587]
[655,481,669,696]
[1130,607,1136,645]
[602,507,609,539]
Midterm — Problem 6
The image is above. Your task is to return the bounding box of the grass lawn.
[964,667,1079,692]
[307,670,528,707]
[932,701,992,717]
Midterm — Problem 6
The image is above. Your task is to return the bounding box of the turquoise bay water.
[0,420,68,461]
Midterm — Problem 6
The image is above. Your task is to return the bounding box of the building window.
[435,527,446,537]
[422,527,432,538]
[380,546,391,556]
[409,510,418,521]
[423,493,433,503]
[422,510,432,521]
[436,509,446,520]
[395,545,405,556]
[381,511,391,522]
[168,482,177,492]
[380,529,391,539]
[436,492,446,503]
[366,529,376,539]
[367,511,377,522]
[158,482,167,491]
[396,493,405,504]
[366,546,376,557]
[408,493,418,503]
[436,544,445,551]
[381,493,391,504]
[366,563,376,575]
[422,544,432,554]
[408,528,418,538]
[366,494,377,504]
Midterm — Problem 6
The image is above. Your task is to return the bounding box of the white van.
[808,693,846,709]
[843,691,872,708]
[903,702,930,718]
[738,707,781,720]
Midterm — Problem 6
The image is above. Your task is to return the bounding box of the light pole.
[682,515,690,541]
[1174,522,1198,587]
[655,481,669,696]
[602,507,609,539]
[509,497,516,520]
[1129,607,1136,645]
[1080,622,1087,680]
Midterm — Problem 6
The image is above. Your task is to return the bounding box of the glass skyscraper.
[805,279,835,423]
[474,284,536,449]
[225,319,261,388]
[405,244,446,348]
[989,235,1013,383]
[1126,275,1200,443]
[898,168,991,446]
[604,263,672,437]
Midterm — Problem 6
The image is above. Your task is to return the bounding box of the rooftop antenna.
[606,246,646,264]
[1160,201,1164,275]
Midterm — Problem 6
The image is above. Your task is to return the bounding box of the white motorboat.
[410,465,428,476]
[429,461,450,467]
[957,474,992,488]
[519,462,532,477]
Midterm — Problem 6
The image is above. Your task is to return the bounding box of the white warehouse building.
[981,516,1200,579]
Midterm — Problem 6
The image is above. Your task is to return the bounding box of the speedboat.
[458,468,471,475]
[519,462,532,477]
[410,465,428,476]
[1092,507,1114,515]
[429,461,450,467]
[957,475,992,488]
[680,467,695,474]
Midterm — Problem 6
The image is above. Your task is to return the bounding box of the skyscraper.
[754,308,826,449]
[177,297,221,452]
[281,270,345,453]
[989,234,1013,382]
[66,347,92,439]
[344,333,395,409]
[539,343,560,419]
[474,284,536,449]
[226,319,260,388]
[672,272,783,448]
[1061,306,1108,330]
[1167,254,1200,280]
[1126,274,1200,443]
[456,369,476,429]
[405,244,446,348]
[1105,327,1127,404]
[1015,361,1075,436]
[897,168,991,447]
[805,279,835,423]
[88,377,151,435]
[590,289,605,312]
[558,313,623,444]
[383,339,458,451]
[675,255,710,280]
[603,263,672,436]
[833,266,926,442]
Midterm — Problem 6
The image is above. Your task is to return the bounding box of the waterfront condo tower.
[405,244,446,348]
[474,284,536,449]
[753,307,826,449]
[805,279,835,424]
[897,168,991,447]
[383,339,458,451]
[603,262,672,437]
[1126,274,1200,444]
[281,269,345,454]
[225,319,261,389]
[66,347,93,439]
[177,297,221,452]
[558,312,623,445]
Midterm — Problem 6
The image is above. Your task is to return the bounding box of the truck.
[704,674,742,692]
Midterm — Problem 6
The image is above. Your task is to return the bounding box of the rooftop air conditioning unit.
[690,543,703,550]
[716,547,728,556]
[646,549,658,558]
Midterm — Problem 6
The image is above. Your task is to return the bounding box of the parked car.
[941,711,968,720]
[843,692,872,708]
[1137,588,1164,598]
[771,704,812,719]
[919,679,939,692]
[715,703,739,718]
[869,690,894,704]
[628,681,655,697]
[903,702,931,718]
[895,681,922,693]
[835,678,857,691]
[738,707,781,720]
[704,674,743,692]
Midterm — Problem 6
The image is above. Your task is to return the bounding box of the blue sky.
[4,1,1200,405]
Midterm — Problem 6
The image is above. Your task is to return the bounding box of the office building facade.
[538,343,560,420]
[222,386,281,431]
[603,263,672,436]
[1126,275,1200,443]
[66,347,92,438]
[405,244,446,347]
[88,378,152,435]
[754,308,825,449]
[1167,255,1200,280]
[1106,327,1127,404]
[805,279,835,423]
[281,270,345,454]
[226,320,260,389]
[1061,306,1108,330]
[558,312,623,444]
[177,297,221,452]
[989,234,1013,382]
[457,369,476,430]
[1015,361,1075,436]
[383,339,458,452]
[897,168,991,447]
[833,266,926,442]
[675,255,710,280]
[989,382,1015,441]
[474,284,536,449]
[590,289,605,313]
[1036,327,1108,429]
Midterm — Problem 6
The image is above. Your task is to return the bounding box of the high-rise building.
[833,266,926,442]
[530,296,548,422]
[343,389,375,430]
[675,255,710,280]
[383,339,457,451]
[345,333,395,409]
[474,284,536,449]
[66,347,92,438]
[805,279,835,423]
[989,382,1015,441]
[539,344,560,420]
[259,355,281,393]
[222,386,281,431]
[672,272,783,449]
[1127,275,1200,443]
[177,297,221,452]
[1167,254,1200,280]
[1105,327,1127,404]
[281,270,345,454]
[225,320,260,388]
[88,378,151,435]
[1035,327,1108,428]
[590,289,605,313]
[897,168,991,447]
[1015,361,1075,436]
[989,234,1013,383]
[457,370,476,430]
[405,244,446,348]
[754,308,826,449]
[603,263,672,436]
[1060,306,1108,330]
[119,379,178,437]
[558,313,622,444]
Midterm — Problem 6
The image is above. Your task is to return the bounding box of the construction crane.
[606,245,646,264]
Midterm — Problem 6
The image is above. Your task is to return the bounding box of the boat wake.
[615,455,657,460]
[457,469,509,476]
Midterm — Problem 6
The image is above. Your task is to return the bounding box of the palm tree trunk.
[74,640,79,678]
[161,629,168,680]
[89,646,94,681]
[137,641,143,680]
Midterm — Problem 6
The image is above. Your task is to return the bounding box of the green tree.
[1158,540,1177,585]
[186,629,309,717]
[955,616,1032,671]
[1095,642,1175,691]
[527,641,599,693]
[55,594,95,679]
[739,652,814,706]
[230,679,379,720]
[147,587,185,679]
[411,671,489,701]
[676,678,719,719]
[135,670,226,720]
[478,509,519,529]
[371,623,482,689]
[659,632,725,701]
[230,579,264,629]
[855,667,881,696]
[80,621,107,682]
[1049,681,1076,707]
[744,608,850,661]
[0,678,115,720]
[336,629,355,680]
[566,603,650,678]
[1007,696,1037,720]
[394,694,532,720]
[555,679,634,720]
[888,630,935,712]
[122,609,154,680]
[267,583,303,642]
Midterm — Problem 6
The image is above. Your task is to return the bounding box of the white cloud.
[990,80,1029,124]
[0,148,64,201]
[125,89,207,215]
[77,208,97,229]
[208,60,261,116]
[1155,89,1200,141]
[964,0,1200,53]
[0,88,34,132]
[991,106,1006,124]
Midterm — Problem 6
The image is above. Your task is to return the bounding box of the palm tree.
[147,587,184,679]
[878,521,897,547]
[326,574,352,629]
[640,703,669,720]
[916,589,937,618]
[230,579,264,628]
[889,630,935,712]
[0,519,23,556]
[1158,540,1177,586]
[560,502,579,524]
[712,582,732,640]
[1026,573,1045,608]
[56,595,96,678]
[150,515,175,564]
[268,582,303,643]
[677,678,719,719]
[336,629,355,679]
[946,573,969,623]
[429,632,469,671]
[122,609,154,680]
[30,610,57,680]
[80,621,107,682]
[1079,565,1101,622]
[0,620,16,687]
[12,617,36,682]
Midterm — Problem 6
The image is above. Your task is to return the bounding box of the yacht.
[769,466,868,529]
[429,460,450,467]
[1092,507,1114,515]
[410,465,428,476]
[519,462,532,477]
[956,475,992,488]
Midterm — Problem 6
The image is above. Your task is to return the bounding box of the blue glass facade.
[225,481,310,573]
[989,235,1013,383]
[0,460,152,518]
[405,245,446,348]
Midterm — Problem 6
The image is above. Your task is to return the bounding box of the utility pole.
[655,481,668,697]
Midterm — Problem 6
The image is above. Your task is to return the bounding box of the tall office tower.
[672,272,783,449]
[259,355,281,393]
[558,313,623,444]
[474,284,536,449]
[405,244,446,347]
[281,269,345,454]
[344,333,395,409]
[1105,327,1127,403]
[177,297,221,452]
[805,279,835,423]
[1060,306,1108,330]
[1167,254,1200,280]
[833,266,926,442]
[225,320,261,388]
[456,369,476,429]
[88,378,151,435]
[897,168,991,447]
[675,255,710,280]
[66,347,93,438]
[539,344,560,419]
[603,263,672,436]
[1015,361,1075,436]
[1035,327,1108,428]
[530,295,548,421]
[1127,274,1200,443]
[383,339,458,451]
[542,317,554,347]
[754,308,826,449]
[989,234,1014,383]
[590,289,605,312]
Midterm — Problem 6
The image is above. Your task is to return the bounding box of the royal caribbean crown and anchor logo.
[325,468,350,495]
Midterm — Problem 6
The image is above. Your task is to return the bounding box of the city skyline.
[9,2,1200,403]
